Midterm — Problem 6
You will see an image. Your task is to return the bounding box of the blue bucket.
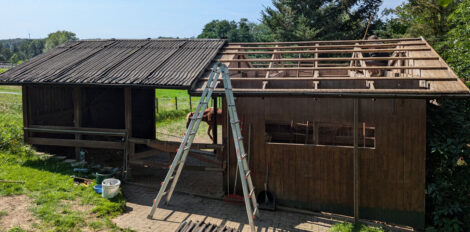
[93,184,102,194]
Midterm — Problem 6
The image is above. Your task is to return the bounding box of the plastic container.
[93,184,102,194]
[101,178,120,199]
[96,171,114,185]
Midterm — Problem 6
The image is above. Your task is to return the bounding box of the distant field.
[0,68,7,74]
[0,85,21,93]
[155,88,189,98]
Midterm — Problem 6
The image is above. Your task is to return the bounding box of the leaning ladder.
[147,62,259,231]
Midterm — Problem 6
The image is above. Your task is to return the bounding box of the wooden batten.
[217,56,440,63]
[228,37,423,45]
[221,48,431,55]
[224,42,427,50]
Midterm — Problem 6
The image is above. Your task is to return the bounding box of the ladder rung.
[252,207,258,219]
[245,170,251,179]
[184,146,191,150]
[237,136,243,141]
[231,120,240,124]
[249,188,255,198]
[241,153,247,160]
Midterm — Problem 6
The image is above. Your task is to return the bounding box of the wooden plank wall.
[223,97,426,228]
[25,86,156,158]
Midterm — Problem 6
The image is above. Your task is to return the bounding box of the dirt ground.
[0,195,38,231]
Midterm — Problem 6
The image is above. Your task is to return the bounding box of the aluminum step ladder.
[147,62,259,231]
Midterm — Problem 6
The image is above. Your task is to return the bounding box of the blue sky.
[0,0,406,40]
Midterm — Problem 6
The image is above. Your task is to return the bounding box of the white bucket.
[101,178,120,199]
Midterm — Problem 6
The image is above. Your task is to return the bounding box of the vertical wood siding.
[223,97,426,228]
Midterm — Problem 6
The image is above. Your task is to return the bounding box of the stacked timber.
[175,220,240,232]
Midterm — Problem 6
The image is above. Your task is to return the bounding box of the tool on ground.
[258,165,276,211]
[71,176,93,186]
[147,62,259,231]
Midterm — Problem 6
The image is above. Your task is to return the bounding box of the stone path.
[113,184,336,232]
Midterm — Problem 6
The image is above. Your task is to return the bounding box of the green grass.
[0,68,7,74]
[0,85,21,93]
[0,88,130,231]
[330,222,385,232]
[155,88,190,98]
[0,211,7,217]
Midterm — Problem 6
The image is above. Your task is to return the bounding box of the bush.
[426,99,470,231]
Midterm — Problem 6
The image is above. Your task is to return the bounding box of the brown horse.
[186,107,222,143]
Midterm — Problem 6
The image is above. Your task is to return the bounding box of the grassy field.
[0,68,7,74]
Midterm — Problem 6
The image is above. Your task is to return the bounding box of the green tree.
[374,0,459,44]
[198,19,273,42]
[8,53,20,64]
[44,30,77,52]
[198,20,238,40]
[261,0,383,41]
[438,0,470,80]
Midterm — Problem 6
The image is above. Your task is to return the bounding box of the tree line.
[0,31,77,64]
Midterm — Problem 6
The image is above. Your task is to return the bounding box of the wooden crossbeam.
[202,88,459,93]
[220,48,431,55]
[224,42,426,50]
[28,137,125,150]
[25,125,127,136]
[228,38,422,45]
[217,56,439,63]
[219,66,447,71]
[200,77,457,81]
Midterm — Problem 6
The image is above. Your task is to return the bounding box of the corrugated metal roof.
[0,39,226,88]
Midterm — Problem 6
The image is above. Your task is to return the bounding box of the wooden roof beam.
[224,42,427,50]
[217,57,440,62]
[220,48,431,55]
[219,66,448,71]
[200,77,457,81]
[228,38,423,46]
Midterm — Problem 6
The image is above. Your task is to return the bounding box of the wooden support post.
[156,97,159,113]
[213,96,218,145]
[22,85,30,143]
[175,96,178,110]
[353,98,360,222]
[124,87,133,179]
[189,96,192,111]
[73,87,82,160]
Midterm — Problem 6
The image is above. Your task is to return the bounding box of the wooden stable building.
[1,37,468,229]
